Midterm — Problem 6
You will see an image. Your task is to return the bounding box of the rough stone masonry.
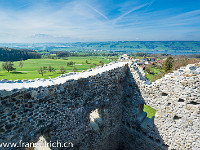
[0,58,199,150]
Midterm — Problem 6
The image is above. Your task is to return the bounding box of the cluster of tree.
[0,47,41,61]
[37,65,79,76]
[42,51,119,59]
[38,65,56,76]
[56,51,70,57]
[134,53,200,60]
[67,61,75,66]
[146,53,171,59]
[135,52,147,57]
[134,52,171,58]
[145,55,200,82]
[162,55,200,73]
[100,53,119,57]
[56,51,103,58]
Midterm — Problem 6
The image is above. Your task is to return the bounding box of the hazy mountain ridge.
[0,41,199,55]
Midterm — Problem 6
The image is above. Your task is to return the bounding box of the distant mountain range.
[0,41,199,55]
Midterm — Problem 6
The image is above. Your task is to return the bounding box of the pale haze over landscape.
[0,0,200,43]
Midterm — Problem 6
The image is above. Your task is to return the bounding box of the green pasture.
[0,56,111,80]
[143,104,156,118]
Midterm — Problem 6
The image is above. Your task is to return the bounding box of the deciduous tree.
[48,65,55,72]
[67,61,75,66]
[2,62,16,72]
[38,66,47,76]
[60,66,66,74]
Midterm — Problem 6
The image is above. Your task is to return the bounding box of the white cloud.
[0,0,199,42]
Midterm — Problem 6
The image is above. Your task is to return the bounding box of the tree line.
[0,47,41,61]
[40,51,119,59]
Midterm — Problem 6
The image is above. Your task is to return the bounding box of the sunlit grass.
[0,56,111,80]
[143,104,156,118]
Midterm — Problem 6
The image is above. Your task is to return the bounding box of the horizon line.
[0,40,200,44]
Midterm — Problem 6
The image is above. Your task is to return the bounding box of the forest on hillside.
[0,47,41,61]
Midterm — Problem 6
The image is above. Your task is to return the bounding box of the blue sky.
[0,0,199,42]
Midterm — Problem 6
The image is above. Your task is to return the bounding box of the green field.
[146,67,164,82]
[0,56,111,80]
[143,104,156,118]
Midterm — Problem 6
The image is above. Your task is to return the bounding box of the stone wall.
[0,59,199,150]
[124,62,200,150]
[0,63,128,150]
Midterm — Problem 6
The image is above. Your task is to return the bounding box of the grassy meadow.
[0,56,111,80]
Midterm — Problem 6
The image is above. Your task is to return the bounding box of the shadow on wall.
[1,66,127,150]
[0,65,172,150]
[118,67,168,150]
